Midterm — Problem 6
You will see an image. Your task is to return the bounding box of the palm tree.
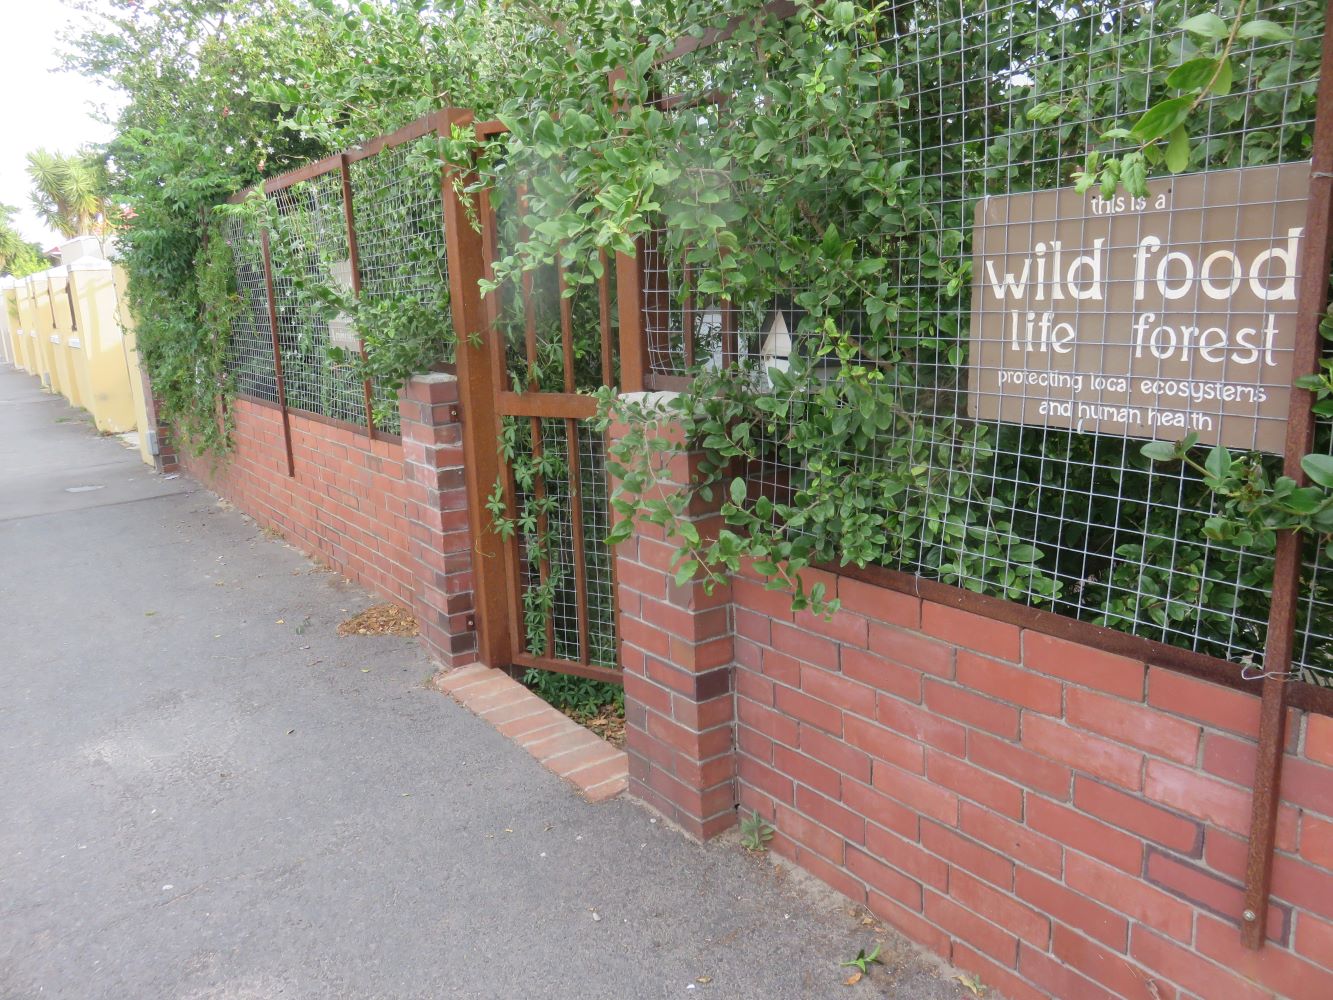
[26,148,112,239]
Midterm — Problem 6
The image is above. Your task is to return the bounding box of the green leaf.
[1166,57,1219,92]
[1165,126,1190,174]
[820,223,843,257]
[1204,446,1232,482]
[1141,441,1180,462]
[674,560,699,587]
[1026,101,1065,124]
[1213,57,1234,96]
[1131,96,1194,144]
[1008,544,1043,563]
[1301,453,1333,488]
[1238,20,1292,42]
[1284,488,1324,515]
[1181,13,1229,39]
[1121,154,1148,197]
[729,477,747,507]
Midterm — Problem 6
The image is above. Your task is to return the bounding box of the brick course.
[613,476,1333,998]
[607,399,736,840]
[722,570,1333,998]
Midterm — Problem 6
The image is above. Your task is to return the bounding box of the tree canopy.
[0,205,50,278]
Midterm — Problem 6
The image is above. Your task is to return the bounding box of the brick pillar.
[140,370,179,474]
[399,372,477,668]
[608,391,737,840]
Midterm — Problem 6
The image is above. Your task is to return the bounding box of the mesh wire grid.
[349,135,456,435]
[485,152,622,394]
[487,149,622,672]
[641,0,1330,684]
[223,211,280,403]
[507,414,620,669]
[267,171,369,425]
[222,128,457,437]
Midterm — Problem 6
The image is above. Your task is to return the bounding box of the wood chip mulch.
[336,603,420,638]
[566,706,626,749]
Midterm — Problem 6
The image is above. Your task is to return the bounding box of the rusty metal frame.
[444,108,514,671]
[468,118,627,683]
[338,152,378,438]
[225,112,451,444]
[615,241,649,392]
[1239,20,1333,951]
[259,228,295,477]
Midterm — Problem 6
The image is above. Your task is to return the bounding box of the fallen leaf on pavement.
[955,973,987,996]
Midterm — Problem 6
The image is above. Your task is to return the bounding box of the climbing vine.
[560,0,1329,681]
[75,0,1333,681]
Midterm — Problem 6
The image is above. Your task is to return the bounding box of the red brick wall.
[729,563,1333,1000]
[181,398,416,607]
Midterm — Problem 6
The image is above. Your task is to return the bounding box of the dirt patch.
[336,603,420,638]
[561,705,625,749]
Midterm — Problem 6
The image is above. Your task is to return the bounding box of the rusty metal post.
[339,152,377,439]
[1240,21,1333,951]
[440,108,513,669]
[260,227,296,477]
[615,244,649,392]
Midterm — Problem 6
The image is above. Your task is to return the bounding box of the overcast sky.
[0,2,122,249]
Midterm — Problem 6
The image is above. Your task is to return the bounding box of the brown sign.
[967,162,1310,454]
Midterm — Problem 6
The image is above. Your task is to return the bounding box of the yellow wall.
[16,282,42,379]
[39,282,72,399]
[28,280,58,390]
[112,266,155,467]
[49,272,89,410]
[8,261,156,468]
[69,263,139,433]
[4,285,25,371]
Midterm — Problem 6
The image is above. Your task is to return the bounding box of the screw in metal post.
[1243,909,1258,922]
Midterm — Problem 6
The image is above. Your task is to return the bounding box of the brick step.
[431,664,627,802]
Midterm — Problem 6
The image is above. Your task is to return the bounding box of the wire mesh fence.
[220,118,456,439]
[268,171,367,424]
[504,413,620,670]
[638,0,1330,684]
[483,138,624,676]
[349,134,456,435]
[222,212,280,403]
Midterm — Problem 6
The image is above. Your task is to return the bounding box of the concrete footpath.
[0,366,971,1000]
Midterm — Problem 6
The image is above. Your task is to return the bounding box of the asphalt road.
[0,365,972,1000]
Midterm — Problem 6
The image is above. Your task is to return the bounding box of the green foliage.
[840,943,882,974]
[1141,306,1333,565]
[71,0,1333,685]
[1070,2,1308,195]
[739,811,775,852]
[579,1,1329,682]
[0,205,49,277]
[25,148,113,238]
[521,668,623,718]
